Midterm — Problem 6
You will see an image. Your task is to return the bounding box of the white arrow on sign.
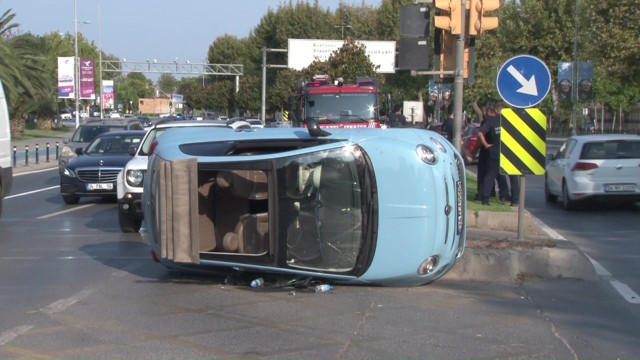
[507,65,538,96]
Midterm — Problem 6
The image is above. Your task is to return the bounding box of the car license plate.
[87,183,113,190]
[604,184,636,192]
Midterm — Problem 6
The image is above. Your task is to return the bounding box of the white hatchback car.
[545,134,640,210]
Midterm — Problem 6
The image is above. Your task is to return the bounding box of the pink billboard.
[80,58,95,99]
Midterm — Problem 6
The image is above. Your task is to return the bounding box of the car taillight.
[572,162,599,171]
[148,139,159,156]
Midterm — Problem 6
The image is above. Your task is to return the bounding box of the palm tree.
[0,9,54,135]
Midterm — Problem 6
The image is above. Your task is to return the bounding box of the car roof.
[152,119,231,129]
[570,134,640,143]
[93,130,147,137]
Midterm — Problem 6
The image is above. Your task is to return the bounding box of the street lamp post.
[74,0,79,129]
[98,0,103,120]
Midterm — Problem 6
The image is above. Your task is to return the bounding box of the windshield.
[305,93,377,122]
[276,145,372,272]
[72,125,125,142]
[85,134,142,155]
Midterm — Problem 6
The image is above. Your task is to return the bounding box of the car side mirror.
[75,147,83,155]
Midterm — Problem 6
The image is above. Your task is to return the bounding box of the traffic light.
[169,101,173,109]
[439,31,457,77]
[434,0,462,34]
[439,31,471,79]
[468,0,499,35]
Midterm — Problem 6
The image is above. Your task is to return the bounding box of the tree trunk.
[10,114,25,138]
[36,117,54,130]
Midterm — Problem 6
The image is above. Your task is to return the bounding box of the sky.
[1,0,382,79]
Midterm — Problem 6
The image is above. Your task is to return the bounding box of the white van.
[0,80,12,217]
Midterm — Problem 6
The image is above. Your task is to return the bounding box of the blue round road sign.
[496,55,551,108]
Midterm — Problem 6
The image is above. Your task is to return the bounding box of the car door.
[547,138,577,195]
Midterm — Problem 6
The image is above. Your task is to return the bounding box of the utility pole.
[452,0,466,154]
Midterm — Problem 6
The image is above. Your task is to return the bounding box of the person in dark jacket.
[476,102,502,205]
[441,102,454,143]
[388,104,407,127]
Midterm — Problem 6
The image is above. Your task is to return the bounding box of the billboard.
[102,80,114,110]
[578,62,593,101]
[557,62,572,102]
[57,57,75,99]
[80,58,95,100]
[288,39,396,73]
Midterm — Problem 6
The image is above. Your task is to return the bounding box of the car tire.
[544,177,557,203]
[119,210,142,233]
[62,194,80,204]
[562,182,576,211]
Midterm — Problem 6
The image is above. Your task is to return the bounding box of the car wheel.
[562,182,576,211]
[62,194,80,204]
[119,210,142,233]
[544,176,557,203]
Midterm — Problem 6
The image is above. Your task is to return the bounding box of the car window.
[556,138,577,159]
[581,140,640,160]
[86,134,142,154]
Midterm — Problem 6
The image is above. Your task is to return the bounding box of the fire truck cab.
[291,75,382,129]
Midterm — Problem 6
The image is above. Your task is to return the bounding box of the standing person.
[493,101,510,202]
[388,104,407,128]
[476,101,502,205]
[441,102,454,143]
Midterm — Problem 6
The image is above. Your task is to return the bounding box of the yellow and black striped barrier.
[500,108,547,175]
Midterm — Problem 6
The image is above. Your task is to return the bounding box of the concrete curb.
[443,209,598,282]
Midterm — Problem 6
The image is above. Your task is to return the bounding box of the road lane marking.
[0,325,34,346]
[537,217,638,304]
[13,167,58,176]
[36,288,95,314]
[37,204,95,219]
[585,255,612,276]
[610,281,640,304]
[6,185,59,199]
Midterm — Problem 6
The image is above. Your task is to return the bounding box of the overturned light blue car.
[140,121,466,286]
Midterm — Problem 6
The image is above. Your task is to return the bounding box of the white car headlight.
[126,169,144,187]
[417,256,439,275]
[416,144,437,164]
[430,137,447,153]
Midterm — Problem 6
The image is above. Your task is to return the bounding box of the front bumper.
[118,192,143,219]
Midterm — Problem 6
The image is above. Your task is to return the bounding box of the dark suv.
[58,120,144,173]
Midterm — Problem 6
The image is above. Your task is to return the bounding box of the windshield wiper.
[306,116,335,124]
[339,114,369,123]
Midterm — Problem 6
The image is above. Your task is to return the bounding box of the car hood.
[67,154,134,168]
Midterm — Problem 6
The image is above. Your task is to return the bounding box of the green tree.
[157,73,178,96]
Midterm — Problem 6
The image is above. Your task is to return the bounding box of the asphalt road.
[1,167,639,358]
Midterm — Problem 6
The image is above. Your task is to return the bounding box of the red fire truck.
[290,75,382,129]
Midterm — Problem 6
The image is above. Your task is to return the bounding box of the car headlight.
[417,256,439,275]
[430,137,447,153]
[416,144,437,164]
[62,167,77,178]
[60,146,76,158]
[126,169,145,187]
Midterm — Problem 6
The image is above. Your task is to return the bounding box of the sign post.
[496,54,551,240]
